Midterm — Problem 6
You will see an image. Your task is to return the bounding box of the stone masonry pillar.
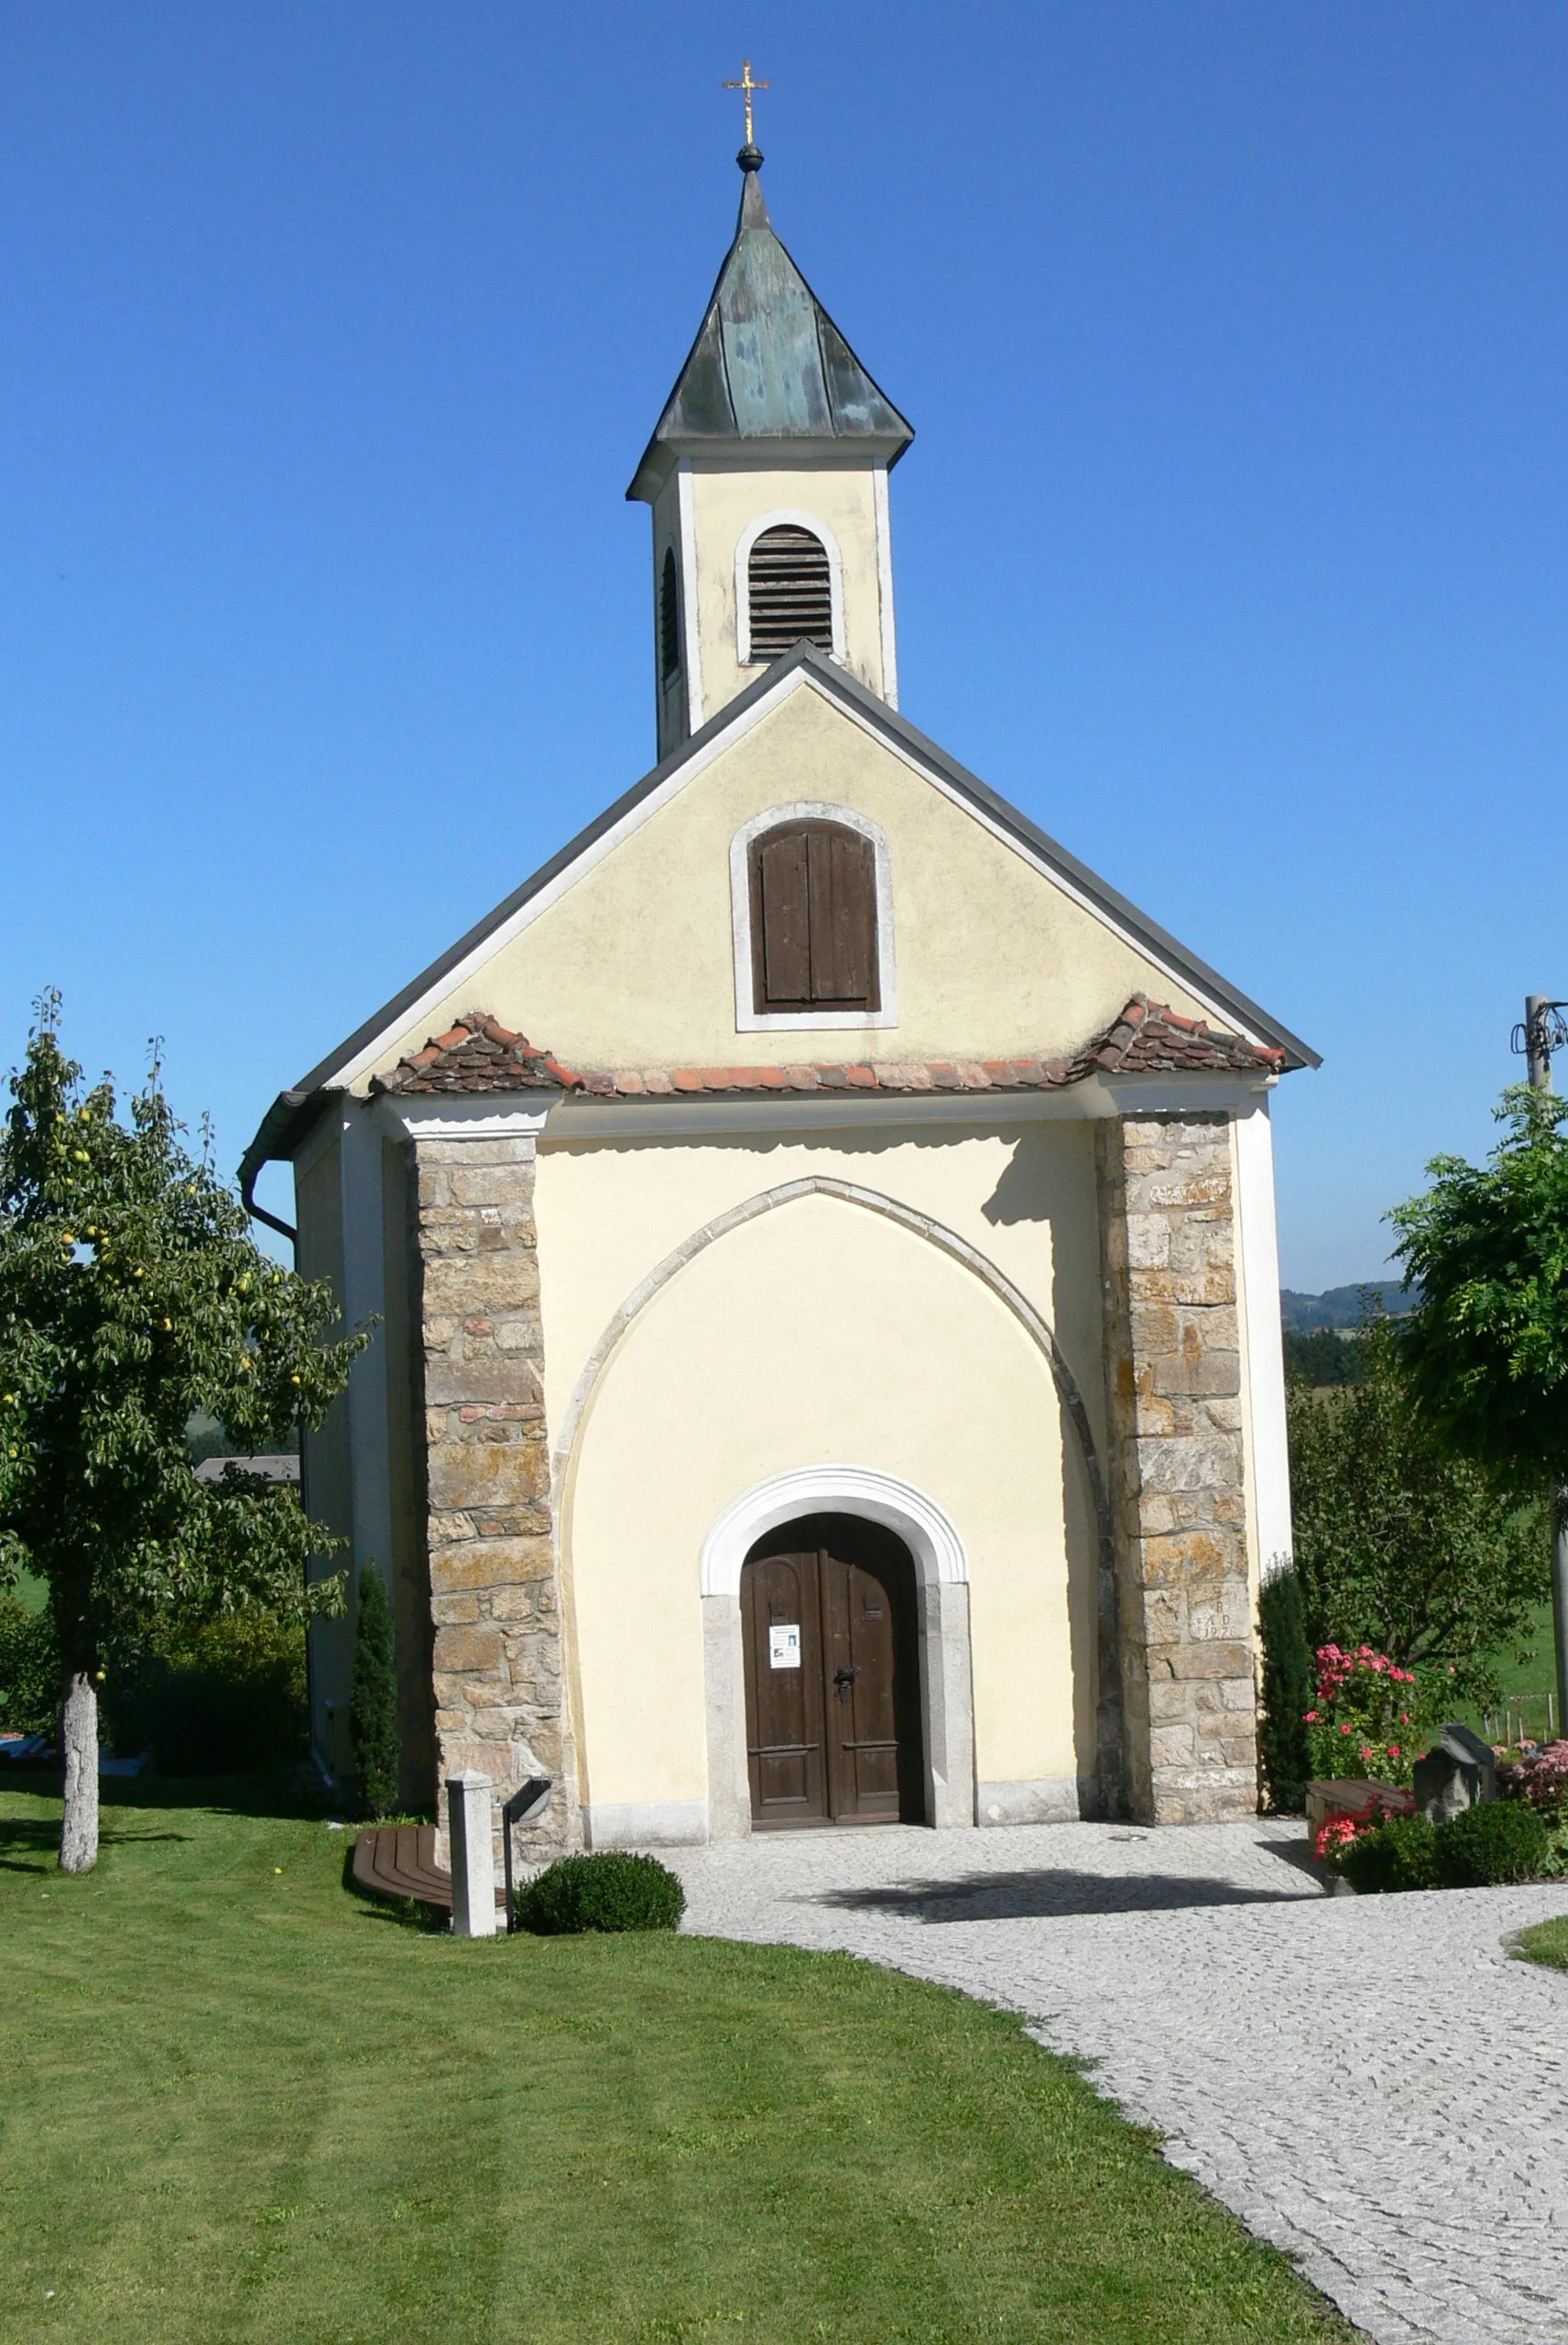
[1096,1111,1258,1824]
[408,1128,576,1861]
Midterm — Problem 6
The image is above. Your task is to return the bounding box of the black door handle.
[833,1665,858,1701]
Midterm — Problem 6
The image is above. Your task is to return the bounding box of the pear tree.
[0,1005,363,1871]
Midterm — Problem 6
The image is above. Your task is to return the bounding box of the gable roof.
[371,996,1284,1104]
[626,164,914,503]
[239,643,1318,1198]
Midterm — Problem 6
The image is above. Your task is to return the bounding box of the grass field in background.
[0,1782,1354,2345]
[1453,1598,1558,1742]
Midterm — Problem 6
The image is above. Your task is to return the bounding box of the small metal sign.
[768,1623,801,1670]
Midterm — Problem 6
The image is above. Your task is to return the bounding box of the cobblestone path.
[668,1818,1568,2343]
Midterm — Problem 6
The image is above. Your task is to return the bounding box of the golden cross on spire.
[723,58,769,148]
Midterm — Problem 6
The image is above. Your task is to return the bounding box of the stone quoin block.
[408,1126,576,1864]
[1097,1112,1259,1825]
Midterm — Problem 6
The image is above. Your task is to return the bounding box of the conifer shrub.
[1434,1797,1549,1888]
[350,1567,400,1819]
[1335,1812,1439,1894]
[1257,1566,1312,1811]
[517,1850,685,1936]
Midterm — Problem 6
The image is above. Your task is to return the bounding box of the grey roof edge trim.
[628,432,913,505]
[800,658,1321,1071]
[236,1086,332,1203]
[243,639,1317,1175]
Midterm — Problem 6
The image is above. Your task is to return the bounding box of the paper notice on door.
[768,1624,801,1669]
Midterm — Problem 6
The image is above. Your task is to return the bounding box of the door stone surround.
[691,1466,975,1842]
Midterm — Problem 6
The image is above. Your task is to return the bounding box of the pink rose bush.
[1312,1808,1374,1863]
[1498,1740,1568,1816]
[1303,1644,1437,1787]
[1497,1742,1568,1873]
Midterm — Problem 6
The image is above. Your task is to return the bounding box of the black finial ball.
[736,143,764,173]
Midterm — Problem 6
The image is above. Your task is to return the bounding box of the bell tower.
[627,126,915,759]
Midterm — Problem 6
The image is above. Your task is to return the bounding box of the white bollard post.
[447,1771,496,1938]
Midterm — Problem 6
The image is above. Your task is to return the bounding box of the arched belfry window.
[746,525,833,661]
[659,546,681,685]
[749,820,879,1015]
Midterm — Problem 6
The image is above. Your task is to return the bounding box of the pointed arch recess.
[550,1174,1112,1574]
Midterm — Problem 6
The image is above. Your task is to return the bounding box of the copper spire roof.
[626,163,914,502]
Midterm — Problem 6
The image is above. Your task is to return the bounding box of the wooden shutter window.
[749,822,879,1014]
[746,526,833,660]
[659,547,681,684]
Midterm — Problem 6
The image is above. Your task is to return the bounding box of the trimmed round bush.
[1434,1798,1550,1889]
[1336,1813,1438,1894]
[517,1851,685,1936]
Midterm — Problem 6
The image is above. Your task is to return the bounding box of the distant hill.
[1279,1282,1414,1332]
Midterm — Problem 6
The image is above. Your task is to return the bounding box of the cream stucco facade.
[339,671,1215,1091]
[541,1126,1105,1841]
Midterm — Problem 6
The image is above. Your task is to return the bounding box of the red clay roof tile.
[370,997,1284,1106]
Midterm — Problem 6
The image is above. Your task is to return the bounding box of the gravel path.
[666,1819,1568,2344]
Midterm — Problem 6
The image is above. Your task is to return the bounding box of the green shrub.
[108,1612,307,1774]
[1335,1813,1439,1894]
[350,1566,400,1819]
[0,1595,59,1735]
[1435,1797,1550,1888]
[517,1851,685,1936]
[1257,1567,1312,1811]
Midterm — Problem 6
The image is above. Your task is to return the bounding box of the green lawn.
[0,1783,1352,2345]
[1513,1914,1568,1970]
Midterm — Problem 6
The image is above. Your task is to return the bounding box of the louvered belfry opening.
[746,525,833,660]
[659,546,681,684]
[749,821,878,1014]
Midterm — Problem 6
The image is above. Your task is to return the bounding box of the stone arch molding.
[552,1174,1112,1570]
[699,1465,966,1598]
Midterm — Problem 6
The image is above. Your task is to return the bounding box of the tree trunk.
[59,1670,99,1873]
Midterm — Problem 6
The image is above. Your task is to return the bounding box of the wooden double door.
[740,1513,924,1829]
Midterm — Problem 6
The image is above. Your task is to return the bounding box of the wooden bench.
[352,1790,546,1925]
[351,1824,454,1914]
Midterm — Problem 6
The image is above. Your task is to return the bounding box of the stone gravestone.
[1413,1722,1497,1826]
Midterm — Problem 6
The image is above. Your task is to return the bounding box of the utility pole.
[1518,995,1568,1744]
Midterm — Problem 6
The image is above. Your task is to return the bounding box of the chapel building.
[243,145,1315,1854]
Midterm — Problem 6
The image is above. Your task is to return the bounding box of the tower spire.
[631,133,914,751]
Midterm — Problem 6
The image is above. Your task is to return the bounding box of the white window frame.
[729,801,898,1033]
[735,510,845,667]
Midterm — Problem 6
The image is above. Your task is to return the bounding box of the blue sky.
[2,4,1563,1289]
